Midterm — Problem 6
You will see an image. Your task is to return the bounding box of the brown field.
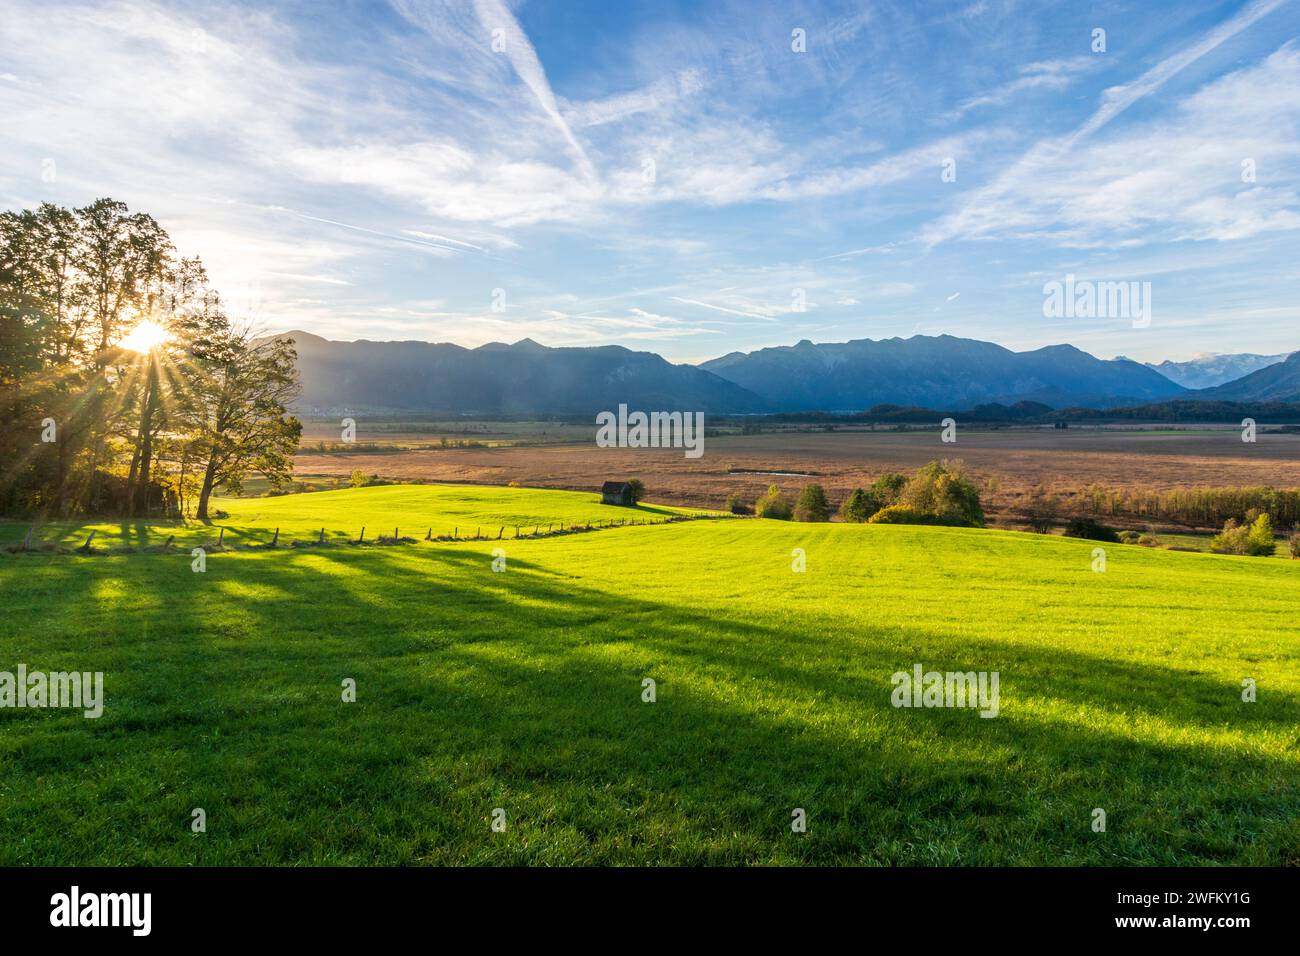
[293,424,1300,528]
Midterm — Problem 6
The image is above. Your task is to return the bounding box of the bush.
[1023,486,1060,533]
[1289,530,1300,559]
[867,505,973,527]
[870,472,907,507]
[755,484,792,520]
[1064,517,1120,543]
[838,488,880,523]
[349,469,369,489]
[794,484,830,522]
[725,492,751,515]
[1210,518,1249,554]
[898,460,984,527]
[626,478,646,504]
[1117,530,1141,544]
[1245,513,1276,556]
[1137,533,1162,548]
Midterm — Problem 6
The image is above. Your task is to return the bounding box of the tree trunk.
[130,360,160,516]
[195,454,219,521]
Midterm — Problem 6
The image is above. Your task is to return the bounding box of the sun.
[119,320,168,354]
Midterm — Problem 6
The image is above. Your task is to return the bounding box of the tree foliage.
[0,198,300,518]
[794,483,830,522]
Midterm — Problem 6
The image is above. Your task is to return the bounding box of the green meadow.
[0,483,702,550]
[1,484,1297,865]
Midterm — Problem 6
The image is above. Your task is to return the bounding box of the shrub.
[1064,517,1120,543]
[725,492,751,515]
[349,469,369,489]
[867,505,973,527]
[794,484,830,522]
[899,460,984,527]
[1289,530,1300,559]
[1023,486,1060,533]
[755,484,792,520]
[1117,530,1141,544]
[626,478,646,504]
[1245,513,1276,556]
[1137,533,1162,548]
[838,488,880,523]
[1210,518,1249,555]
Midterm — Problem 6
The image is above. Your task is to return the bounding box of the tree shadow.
[0,541,1296,866]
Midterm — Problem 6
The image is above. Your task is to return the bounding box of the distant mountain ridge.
[1192,350,1300,403]
[698,334,1186,411]
[274,330,1296,417]
[284,331,768,415]
[1142,351,1293,389]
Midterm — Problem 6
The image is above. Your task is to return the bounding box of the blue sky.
[2,0,1298,363]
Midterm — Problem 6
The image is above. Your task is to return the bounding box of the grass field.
[1,484,1298,865]
[0,483,704,550]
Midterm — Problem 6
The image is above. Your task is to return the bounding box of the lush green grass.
[1,485,1297,865]
[0,483,705,550]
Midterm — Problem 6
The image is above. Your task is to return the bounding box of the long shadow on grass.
[0,544,1297,866]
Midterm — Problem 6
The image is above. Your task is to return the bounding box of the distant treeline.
[749,399,1300,426]
[1063,485,1300,529]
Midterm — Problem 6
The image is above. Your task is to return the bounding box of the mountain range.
[1140,351,1293,389]
[1194,350,1300,402]
[275,330,1299,417]
[700,335,1183,411]
[287,331,767,416]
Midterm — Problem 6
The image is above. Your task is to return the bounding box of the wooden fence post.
[319,527,325,544]
[79,530,96,553]
[359,526,365,543]
[270,528,278,547]
[217,527,224,547]
[497,527,503,539]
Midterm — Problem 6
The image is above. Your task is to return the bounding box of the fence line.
[4,512,733,557]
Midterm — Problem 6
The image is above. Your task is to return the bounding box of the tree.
[755,484,792,520]
[870,472,907,507]
[626,478,645,504]
[838,487,880,522]
[1210,518,1249,555]
[187,327,301,520]
[794,483,830,522]
[1245,513,1276,556]
[899,460,984,527]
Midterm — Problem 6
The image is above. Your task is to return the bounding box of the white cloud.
[922,42,1300,248]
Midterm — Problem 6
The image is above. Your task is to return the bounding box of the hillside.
[1,484,1297,865]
